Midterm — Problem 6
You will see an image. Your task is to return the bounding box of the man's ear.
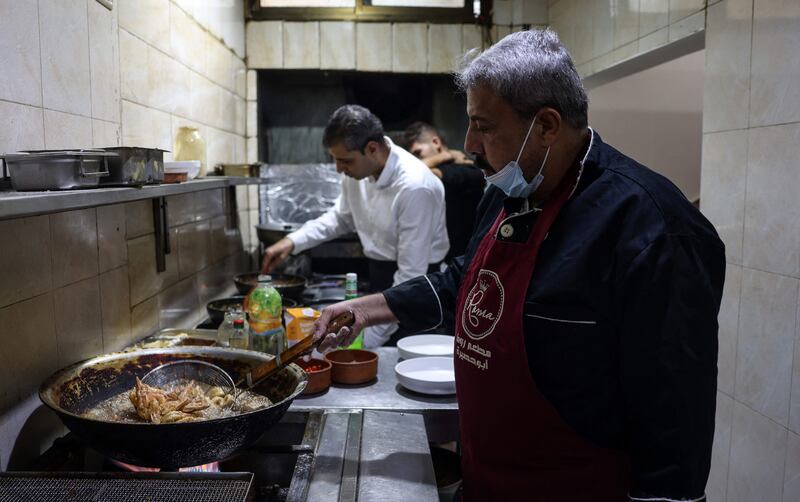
[431,136,444,153]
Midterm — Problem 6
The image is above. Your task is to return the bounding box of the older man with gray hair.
[314,30,725,501]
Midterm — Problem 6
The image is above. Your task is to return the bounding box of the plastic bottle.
[344,272,363,349]
[246,283,285,355]
[217,312,234,347]
[229,316,250,349]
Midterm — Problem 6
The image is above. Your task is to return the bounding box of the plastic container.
[246,283,285,355]
[173,126,206,177]
[229,317,250,349]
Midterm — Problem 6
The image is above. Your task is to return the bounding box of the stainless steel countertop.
[290,347,457,412]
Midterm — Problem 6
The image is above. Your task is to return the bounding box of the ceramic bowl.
[295,358,332,395]
[394,356,455,395]
[324,349,378,385]
[397,334,454,360]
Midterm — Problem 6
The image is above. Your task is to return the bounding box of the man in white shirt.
[261,105,449,347]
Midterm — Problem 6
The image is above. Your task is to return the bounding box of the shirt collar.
[568,126,596,200]
[374,136,397,189]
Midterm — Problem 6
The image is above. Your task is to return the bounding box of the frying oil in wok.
[83,379,272,423]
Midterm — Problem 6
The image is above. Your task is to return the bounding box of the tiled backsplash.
[0,185,258,470]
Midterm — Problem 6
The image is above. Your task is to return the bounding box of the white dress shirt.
[288,137,449,346]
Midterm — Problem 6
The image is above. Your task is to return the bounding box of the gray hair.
[456,29,588,129]
[322,105,385,152]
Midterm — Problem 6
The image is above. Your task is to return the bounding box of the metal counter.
[289,347,459,443]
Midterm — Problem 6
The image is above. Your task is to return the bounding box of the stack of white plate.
[395,334,455,395]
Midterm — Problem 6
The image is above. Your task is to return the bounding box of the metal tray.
[100,147,167,186]
[2,149,113,191]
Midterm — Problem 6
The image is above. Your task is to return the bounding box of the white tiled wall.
[698,0,800,499]
[548,0,708,78]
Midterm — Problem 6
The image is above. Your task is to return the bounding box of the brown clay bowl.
[324,349,379,385]
[296,358,332,395]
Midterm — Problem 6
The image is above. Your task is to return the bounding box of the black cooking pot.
[233,272,306,300]
[206,295,299,327]
[39,347,307,469]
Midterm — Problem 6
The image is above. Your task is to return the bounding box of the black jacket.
[384,130,725,501]
[438,161,486,261]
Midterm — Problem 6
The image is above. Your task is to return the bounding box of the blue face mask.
[485,116,551,198]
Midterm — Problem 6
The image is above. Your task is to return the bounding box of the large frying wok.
[39,347,308,469]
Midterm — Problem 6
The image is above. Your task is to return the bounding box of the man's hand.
[313,294,398,352]
[261,237,294,273]
[450,150,473,165]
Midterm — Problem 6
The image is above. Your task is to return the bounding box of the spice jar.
[173,126,207,177]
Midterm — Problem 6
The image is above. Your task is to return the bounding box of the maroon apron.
[454,168,630,501]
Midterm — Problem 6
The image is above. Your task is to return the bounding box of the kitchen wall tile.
[119,0,170,54]
[639,0,669,35]
[176,221,211,278]
[703,0,752,133]
[567,0,592,64]
[700,129,747,264]
[749,0,800,128]
[670,0,706,23]
[221,0,246,59]
[144,45,172,113]
[613,0,639,48]
[121,100,172,151]
[158,276,199,328]
[210,215,228,263]
[131,295,158,341]
[591,0,614,58]
[393,24,428,73]
[196,261,229,305]
[119,29,148,105]
[513,0,548,24]
[0,101,45,153]
[708,392,734,502]
[162,59,191,119]
[247,101,258,138]
[125,199,155,239]
[220,90,238,133]
[247,209,259,252]
[638,26,668,53]
[205,127,234,168]
[247,137,258,164]
[233,57,247,98]
[170,2,208,75]
[735,268,798,426]
[235,186,248,212]
[428,24,462,73]
[320,21,356,70]
[0,216,52,309]
[493,25,512,43]
[547,0,568,20]
[166,193,196,228]
[728,401,788,502]
[0,294,57,405]
[235,98,246,137]
[207,40,234,92]
[247,185,259,210]
[92,119,121,148]
[50,208,98,288]
[0,0,41,106]
[743,123,800,278]
[790,297,800,433]
[237,210,250,250]
[196,188,224,221]
[188,72,218,126]
[612,40,639,65]
[494,0,513,25]
[247,70,257,102]
[785,432,800,502]
[462,24,483,53]
[234,136,246,164]
[127,230,179,306]
[718,265,742,396]
[98,266,131,352]
[39,0,91,116]
[247,21,283,69]
[670,10,706,44]
[43,110,93,150]
[97,204,127,273]
[356,23,391,72]
[283,22,320,69]
[54,276,103,366]
[88,0,120,123]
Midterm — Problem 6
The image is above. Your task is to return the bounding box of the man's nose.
[464,125,483,157]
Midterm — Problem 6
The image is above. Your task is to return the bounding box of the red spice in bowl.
[296,358,332,395]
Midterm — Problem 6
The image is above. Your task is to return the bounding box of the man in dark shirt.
[313,29,724,502]
[404,122,485,261]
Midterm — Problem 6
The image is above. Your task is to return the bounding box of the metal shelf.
[0,177,269,220]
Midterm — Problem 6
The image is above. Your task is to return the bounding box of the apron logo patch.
[462,269,504,340]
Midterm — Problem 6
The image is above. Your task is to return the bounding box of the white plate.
[165,160,201,179]
[397,334,454,360]
[395,356,455,395]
